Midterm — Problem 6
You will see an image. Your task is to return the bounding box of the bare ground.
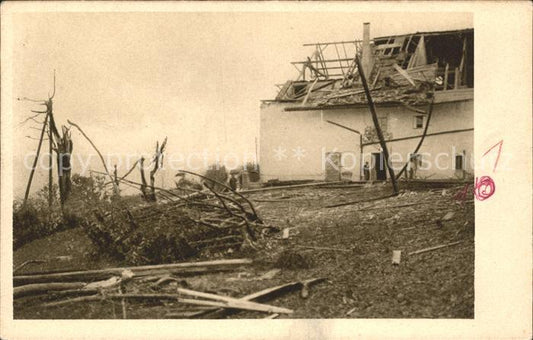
[14,183,474,319]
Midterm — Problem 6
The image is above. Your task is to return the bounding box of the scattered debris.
[185,278,326,319]
[13,259,252,286]
[300,282,310,299]
[346,307,357,316]
[442,211,455,221]
[392,250,402,265]
[294,245,352,253]
[176,287,293,314]
[408,241,463,256]
[282,228,290,239]
[260,269,281,280]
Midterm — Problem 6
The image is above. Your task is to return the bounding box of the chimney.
[361,22,373,78]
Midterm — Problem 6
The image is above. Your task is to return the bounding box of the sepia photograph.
[1,2,531,339]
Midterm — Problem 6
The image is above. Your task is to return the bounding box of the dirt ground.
[14,182,474,319]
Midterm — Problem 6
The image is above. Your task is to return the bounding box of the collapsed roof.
[274,26,473,108]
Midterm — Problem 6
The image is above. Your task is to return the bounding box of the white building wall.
[364,99,474,179]
[259,92,473,182]
[259,102,363,182]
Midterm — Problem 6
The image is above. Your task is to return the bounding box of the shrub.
[13,185,63,250]
[13,175,110,249]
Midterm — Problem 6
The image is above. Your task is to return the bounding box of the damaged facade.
[260,24,473,182]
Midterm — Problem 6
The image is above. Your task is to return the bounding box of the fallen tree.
[14,259,252,286]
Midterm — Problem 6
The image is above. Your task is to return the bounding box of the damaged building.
[259,24,473,182]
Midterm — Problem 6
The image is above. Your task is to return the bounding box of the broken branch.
[14,259,252,286]
[67,119,118,194]
[408,241,463,256]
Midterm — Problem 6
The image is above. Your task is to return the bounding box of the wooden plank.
[392,64,415,86]
[176,288,293,314]
[303,40,360,47]
[291,58,353,65]
[389,63,437,85]
[44,293,292,314]
[14,259,252,286]
[187,278,326,318]
[302,78,319,106]
[355,55,399,194]
[391,251,402,265]
[361,128,474,147]
[375,43,403,52]
[408,241,464,256]
[443,63,449,91]
[454,67,460,89]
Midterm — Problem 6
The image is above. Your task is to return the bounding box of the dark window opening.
[455,155,464,170]
[292,83,307,96]
[414,115,424,129]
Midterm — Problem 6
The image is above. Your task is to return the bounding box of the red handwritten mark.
[482,140,503,173]
[454,183,470,203]
[474,176,495,201]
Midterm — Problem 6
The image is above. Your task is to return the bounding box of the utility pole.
[355,55,399,195]
[23,112,49,205]
[48,105,53,208]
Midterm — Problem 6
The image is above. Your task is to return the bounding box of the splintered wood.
[14,256,325,319]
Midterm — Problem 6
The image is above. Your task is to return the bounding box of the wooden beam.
[24,112,50,204]
[355,55,399,195]
[183,278,326,318]
[303,40,360,46]
[443,63,449,91]
[395,97,435,180]
[302,78,319,106]
[392,64,416,86]
[291,58,353,65]
[176,288,293,314]
[362,128,474,146]
[408,241,463,256]
[14,259,252,286]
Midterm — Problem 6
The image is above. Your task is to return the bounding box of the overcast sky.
[10,10,472,198]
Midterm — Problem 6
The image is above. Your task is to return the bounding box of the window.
[455,155,464,170]
[414,115,424,129]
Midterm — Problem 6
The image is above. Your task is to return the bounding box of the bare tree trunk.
[139,157,154,202]
[54,125,73,205]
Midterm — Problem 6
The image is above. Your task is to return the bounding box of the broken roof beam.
[291,58,354,64]
[303,40,361,47]
[373,28,473,41]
